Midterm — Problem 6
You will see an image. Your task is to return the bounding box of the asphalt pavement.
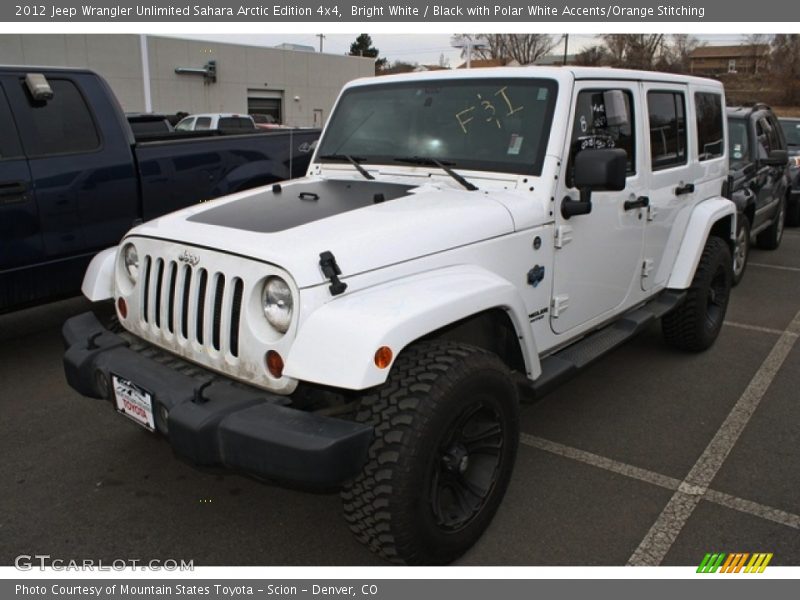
[1,233,799,567]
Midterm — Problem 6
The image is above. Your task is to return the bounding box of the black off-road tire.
[662,236,732,352]
[341,342,519,565]
[732,214,750,287]
[756,196,786,250]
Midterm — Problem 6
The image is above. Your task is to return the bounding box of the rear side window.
[195,117,212,130]
[21,79,100,156]
[0,86,23,160]
[648,91,687,170]
[218,117,254,130]
[695,92,724,161]
[568,88,636,184]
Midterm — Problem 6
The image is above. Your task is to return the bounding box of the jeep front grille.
[140,255,244,358]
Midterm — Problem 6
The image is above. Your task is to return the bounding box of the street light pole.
[563,34,569,65]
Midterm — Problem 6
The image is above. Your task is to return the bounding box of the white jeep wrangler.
[64,67,735,565]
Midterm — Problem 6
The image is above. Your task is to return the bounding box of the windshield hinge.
[319,251,348,296]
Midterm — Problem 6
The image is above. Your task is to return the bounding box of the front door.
[0,82,39,273]
[551,82,647,335]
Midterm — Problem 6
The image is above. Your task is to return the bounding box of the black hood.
[188,179,416,233]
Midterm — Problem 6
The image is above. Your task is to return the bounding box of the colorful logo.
[697,553,773,573]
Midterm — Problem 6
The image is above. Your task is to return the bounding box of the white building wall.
[0,34,375,127]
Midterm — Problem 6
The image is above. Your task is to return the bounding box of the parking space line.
[520,434,682,491]
[748,262,800,273]
[627,307,800,565]
[723,321,788,336]
[520,434,800,533]
[703,489,800,530]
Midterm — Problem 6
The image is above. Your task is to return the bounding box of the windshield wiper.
[394,156,478,191]
[318,154,374,180]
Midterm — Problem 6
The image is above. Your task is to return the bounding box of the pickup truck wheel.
[341,342,519,565]
[732,214,750,286]
[756,197,785,250]
[662,236,732,352]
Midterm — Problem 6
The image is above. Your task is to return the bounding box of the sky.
[172,33,751,67]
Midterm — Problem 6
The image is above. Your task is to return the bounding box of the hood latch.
[319,251,348,296]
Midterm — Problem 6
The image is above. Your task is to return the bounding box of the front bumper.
[62,312,373,486]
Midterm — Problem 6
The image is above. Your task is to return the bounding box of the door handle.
[624,196,650,211]
[675,183,695,196]
[0,181,27,197]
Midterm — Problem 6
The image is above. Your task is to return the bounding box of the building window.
[728,59,737,73]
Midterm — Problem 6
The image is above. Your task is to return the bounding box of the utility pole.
[316,34,326,53]
[563,34,569,65]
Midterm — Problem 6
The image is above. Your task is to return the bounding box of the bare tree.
[574,45,608,67]
[770,35,800,104]
[745,34,771,74]
[600,34,665,69]
[659,34,703,74]
[456,34,558,65]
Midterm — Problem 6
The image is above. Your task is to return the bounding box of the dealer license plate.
[112,375,155,431]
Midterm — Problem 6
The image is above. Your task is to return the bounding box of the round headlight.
[122,243,139,282]
[262,277,293,333]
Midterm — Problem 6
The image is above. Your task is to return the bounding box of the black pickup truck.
[0,66,320,312]
[726,104,790,285]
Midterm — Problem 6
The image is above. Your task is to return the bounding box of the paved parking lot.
[1,233,799,567]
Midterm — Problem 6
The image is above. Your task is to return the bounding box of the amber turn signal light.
[374,346,393,369]
[117,297,128,319]
[266,350,284,378]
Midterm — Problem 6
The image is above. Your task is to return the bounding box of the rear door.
[640,82,697,291]
[0,81,39,273]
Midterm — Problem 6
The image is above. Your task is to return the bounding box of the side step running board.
[532,290,685,398]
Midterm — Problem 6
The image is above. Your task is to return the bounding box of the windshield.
[317,78,558,176]
[780,119,800,146]
[728,119,751,166]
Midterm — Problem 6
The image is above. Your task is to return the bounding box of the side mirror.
[25,73,54,102]
[562,148,628,219]
[761,149,788,167]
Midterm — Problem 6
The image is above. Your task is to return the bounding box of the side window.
[647,91,687,170]
[695,92,724,161]
[0,86,23,160]
[175,117,194,131]
[195,117,212,130]
[219,117,252,130]
[21,78,100,156]
[568,88,635,185]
